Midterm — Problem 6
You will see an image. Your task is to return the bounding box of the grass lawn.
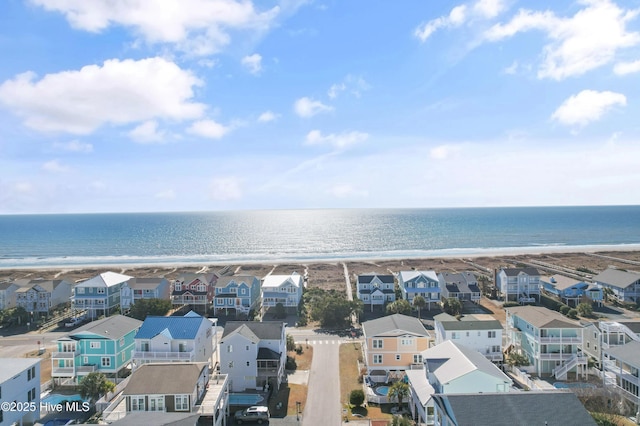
[339,342,391,421]
[268,384,308,417]
[288,345,313,370]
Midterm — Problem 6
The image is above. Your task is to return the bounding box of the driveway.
[302,340,341,425]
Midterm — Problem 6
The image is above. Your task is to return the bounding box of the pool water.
[229,393,264,405]
[553,382,596,389]
[375,386,390,396]
[41,393,85,405]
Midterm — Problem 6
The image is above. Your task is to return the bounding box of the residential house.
[594,268,640,304]
[495,267,541,303]
[0,281,18,310]
[357,273,396,310]
[121,277,170,312]
[406,340,511,425]
[541,274,600,306]
[398,271,441,309]
[122,363,229,426]
[171,273,218,314]
[431,391,597,426]
[505,305,586,379]
[14,278,73,317]
[602,340,640,407]
[72,272,133,319]
[219,321,286,392]
[433,313,503,362]
[213,275,261,316]
[52,315,142,385]
[132,311,216,369]
[0,358,41,426]
[261,272,303,314]
[437,272,480,303]
[582,320,640,368]
[362,314,432,381]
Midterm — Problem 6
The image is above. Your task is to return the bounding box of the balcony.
[539,337,582,344]
[172,296,208,305]
[52,367,75,377]
[52,351,78,359]
[539,353,577,361]
[132,350,195,362]
[76,365,97,374]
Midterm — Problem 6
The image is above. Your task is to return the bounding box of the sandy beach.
[2,250,640,292]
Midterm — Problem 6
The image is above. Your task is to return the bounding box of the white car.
[64,317,84,327]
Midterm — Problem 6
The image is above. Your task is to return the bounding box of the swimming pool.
[375,386,390,396]
[229,393,264,406]
[41,393,85,405]
[553,382,596,389]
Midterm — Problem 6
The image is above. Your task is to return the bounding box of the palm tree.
[412,295,426,319]
[390,415,413,426]
[79,372,116,405]
[388,381,410,411]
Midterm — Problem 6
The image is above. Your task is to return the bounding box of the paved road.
[302,339,341,426]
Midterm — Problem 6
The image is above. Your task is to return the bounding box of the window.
[247,361,250,366]
[451,332,459,339]
[401,338,413,345]
[197,284,205,292]
[119,337,125,346]
[372,339,383,349]
[174,283,181,291]
[149,396,164,412]
[240,288,246,295]
[83,356,89,364]
[175,395,189,411]
[90,342,101,349]
[488,331,496,338]
[395,354,401,361]
[466,332,470,337]
[586,342,590,349]
[413,354,423,363]
[373,354,383,364]
[131,396,145,411]
[77,287,85,294]
[101,357,111,367]
[246,346,249,351]
[141,342,149,352]
[97,288,105,294]
[227,345,233,353]
[228,361,234,368]
[491,345,501,353]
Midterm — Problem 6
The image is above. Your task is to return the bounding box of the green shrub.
[285,356,297,371]
[559,305,570,315]
[349,389,365,407]
[567,309,578,319]
[503,302,520,308]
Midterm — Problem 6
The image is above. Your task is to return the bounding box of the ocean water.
[1,206,639,268]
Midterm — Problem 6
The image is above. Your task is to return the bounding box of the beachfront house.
[120,277,171,312]
[437,271,481,303]
[433,313,503,362]
[14,278,73,317]
[505,305,587,379]
[132,311,216,370]
[398,270,440,309]
[431,391,597,426]
[219,321,286,392]
[362,314,432,382]
[171,272,218,314]
[582,320,640,368]
[0,281,18,310]
[357,273,396,310]
[213,275,261,317]
[602,340,640,407]
[72,271,133,319]
[261,272,303,315]
[540,274,597,306]
[405,340,512,425]
[0,358,41,426]
[594,268,640,304]
[51,315,142,385]
[495,267,541,303]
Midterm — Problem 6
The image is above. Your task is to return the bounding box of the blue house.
[213,275,261,316]
[398,270,441,309]
[541,274,603,306]
[51,315,142,385]
[72,271,133,319]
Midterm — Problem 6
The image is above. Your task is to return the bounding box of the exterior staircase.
[600,321,640,349]
[553,353,588,380]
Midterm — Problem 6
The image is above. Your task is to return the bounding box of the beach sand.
[2,250,640,292]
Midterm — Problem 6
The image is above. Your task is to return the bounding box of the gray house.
[594,268,640,304]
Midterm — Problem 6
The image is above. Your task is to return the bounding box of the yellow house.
[362,314,433,381]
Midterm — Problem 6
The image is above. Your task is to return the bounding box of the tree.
[577,302,593,317]
[412,295,426,319]
[128,298,172,320]
[388,381,410,410]
[478,275,491,296]
[386,300,412,315]
[442,298,462,316]
[79,372,116,405]
[286,334,296,352]
[506,352,529,368]
[390,415,413,426]
[349,389,365,407]
[274,302,286,319]
[307,290,359,328]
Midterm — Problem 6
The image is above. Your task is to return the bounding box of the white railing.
[553,355,587,380]
[540,353,577,361]
[539,337,582,343]
[132,350,195,361]
[52,351,78,358]
[52,367,75,377]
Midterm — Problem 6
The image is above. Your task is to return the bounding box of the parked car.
[65,316,84,328]
[234,406,270,424]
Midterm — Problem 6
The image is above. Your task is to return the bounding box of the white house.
[437,272,481,303]
[357,273,395,309]
[121,277,171,311]
[72,271,133,319]
[602,340,640,408]
[0,358,41,426]
[219,321,286,392]
[496,267,541,303]
[433,313,503,362]
[261,273,303,314]
[398,271,441,309]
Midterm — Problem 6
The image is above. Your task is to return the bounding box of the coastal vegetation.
[79,372,115,405]
[302,287,362,328]
[128,298,172,320]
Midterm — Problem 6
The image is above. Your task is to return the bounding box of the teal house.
[52,315,142,385]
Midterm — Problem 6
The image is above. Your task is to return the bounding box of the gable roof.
[222,321,284,341]
[26,278,70,292]
[262,272,302,289]
[432,391,596,426]
[422,340,511,385]
[108,412,200,426]
[76,271,133,288]
[215,275,259,288]
[362,314,430,338]
[604,340,640,367]
[135,312,210,340]
[129,277,167,290]
[594,268,640,289]
[405,369,435,407]
[71,315,142,340]
[501,267,540,277]
[0,281,17,291]
[123,362,208,395]
[506,305,583,329]
[541,275,588,291]
[358,274,395,284]
[434,313,502,331]
[399,270,438,283]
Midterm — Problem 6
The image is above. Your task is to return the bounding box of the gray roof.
[594,268,640,289]
[432,391,596,426]
[123,363,208,395]
[358,274,394,284]
[0,358,41,383]
[362,314,430,338]
[434,313,502,331]
[541,275,586,291]
[618,321,640,334]
[222,321,284,340]
[604,340,640,367]
[501,267,540,277]
[0,281,17,290]
[71,315,142,340]
[107,412,200,426]
[130,277,167,290]
[215,275,259,288]
[506,305,583,329]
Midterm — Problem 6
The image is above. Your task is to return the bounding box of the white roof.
[0,358,40,383]
[76,271,133,288]
[262,272,302,289]
[399,270,438,282]
[405,369,435,407]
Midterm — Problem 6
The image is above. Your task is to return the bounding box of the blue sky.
[1,0,640,214]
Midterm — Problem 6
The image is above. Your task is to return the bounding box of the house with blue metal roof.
[132,311,217,370]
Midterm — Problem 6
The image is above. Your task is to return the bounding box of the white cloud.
[0,57,205,134]
[473,0,506,19]
[327,184,369,199]
[42,159,69,173]
[327,75,370,99]
[258,110,280,122]
[293,97,333,118]
[305,129,369,149]
[614,59,640,75]
[209,177,242,201]
[155,189,176,200]
[430,144,462,160]
[241,53,262,74]
[188,119,229,139]
[327,83,346,99]
[31,0,280,56]
[485,1,640,80]
[128,120,166,143]
[53,140,93,153]
[551,90,627,127]
[503,60,519,75]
